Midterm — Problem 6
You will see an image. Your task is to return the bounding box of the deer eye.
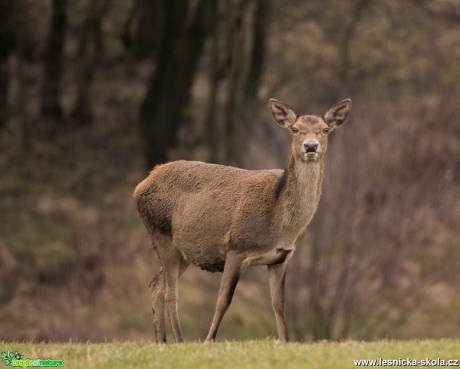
[291,127,299,133]
[323,128,330,134]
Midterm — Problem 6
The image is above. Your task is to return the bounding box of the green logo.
[1,351,64,368]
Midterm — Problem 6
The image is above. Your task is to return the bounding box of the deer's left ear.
[323,99,352,127]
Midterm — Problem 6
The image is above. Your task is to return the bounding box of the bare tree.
[205,0,271,165]
[139,0,217,168]
[71,0,112,124]
[338,0,371,84]
[0,2,17,130]
[40,0,68,121]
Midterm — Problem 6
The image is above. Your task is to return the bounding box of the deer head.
[269,99,352,161]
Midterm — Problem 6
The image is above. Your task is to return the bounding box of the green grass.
[1,339,459,369]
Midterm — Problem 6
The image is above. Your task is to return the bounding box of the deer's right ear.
[269,99,297,128]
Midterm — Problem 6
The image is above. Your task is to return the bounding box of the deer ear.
[269,99,297,128]
[323,99,352,127]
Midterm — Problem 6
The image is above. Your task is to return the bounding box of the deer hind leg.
[163,254,188,343]
[149,269,166,343]
[154,234,189,343]
[205,251,246,342]
[149,262,189,343]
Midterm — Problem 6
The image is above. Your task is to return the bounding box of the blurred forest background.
[0,0,459,342]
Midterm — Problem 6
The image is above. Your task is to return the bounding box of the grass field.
[1,339,458,369]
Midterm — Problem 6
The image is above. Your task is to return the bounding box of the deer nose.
[303,140,319,152]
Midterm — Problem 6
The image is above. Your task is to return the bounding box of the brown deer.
[134,98,352,343]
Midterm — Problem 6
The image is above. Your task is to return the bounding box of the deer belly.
[180,246,226,273]
[246,247,294,266]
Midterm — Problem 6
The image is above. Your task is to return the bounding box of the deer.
[134,98,352,343]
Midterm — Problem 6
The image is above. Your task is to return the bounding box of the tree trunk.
[71,0,112,124]
[140,0,216,168]
[337,0,371,84]
[0,1,16,130]
[244,0,269,102]
[224,1,248,165]
[40,0,68,121]
[204,0,221,163]
[204,30,220,163]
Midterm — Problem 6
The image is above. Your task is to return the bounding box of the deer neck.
[276,154,324,231]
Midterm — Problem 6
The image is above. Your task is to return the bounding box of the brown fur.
[134,98,351,342]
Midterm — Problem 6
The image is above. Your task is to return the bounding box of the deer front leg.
[205,251,246,342]
[267,261,289,342]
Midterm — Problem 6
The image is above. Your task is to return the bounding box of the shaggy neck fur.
[276,154,324,231]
